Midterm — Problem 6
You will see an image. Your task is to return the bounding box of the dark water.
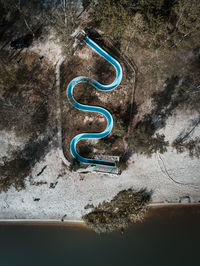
[0,205,200,266]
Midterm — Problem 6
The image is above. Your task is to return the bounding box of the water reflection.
[0,205,200,266]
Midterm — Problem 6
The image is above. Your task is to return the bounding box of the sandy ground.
[0,34,200,221]
[30,32,63,65]
[0,108,200,221]
[0,131,26,160]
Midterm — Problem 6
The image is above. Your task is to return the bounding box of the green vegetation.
[136,0,175,33]
[98,140,112,152]
[113,119,126,138]
[83,188,151,233]
[91,0,200,48]
[93,0,132,39]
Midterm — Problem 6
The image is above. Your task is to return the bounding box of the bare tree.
[46,0,80,55]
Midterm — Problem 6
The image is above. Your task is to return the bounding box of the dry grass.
[0,51,55,139]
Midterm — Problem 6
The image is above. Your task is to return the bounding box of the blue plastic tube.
[66,35,123,167]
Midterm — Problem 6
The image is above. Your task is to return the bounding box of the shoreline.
[0,202,199,226]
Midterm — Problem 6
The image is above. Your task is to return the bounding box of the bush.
[113,119,126,138]
[93,0,132,39]
[92,0,200,48]
[46,0,80,55]
[137,0,175,33]
[98,140,112,152]
[83,188,151,233]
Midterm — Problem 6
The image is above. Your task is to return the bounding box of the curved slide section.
[67,33,123,167]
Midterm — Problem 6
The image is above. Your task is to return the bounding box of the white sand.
[30,32,63,65]
[0,108,200,221]
[0,131,26,161]
[0,32,200,221]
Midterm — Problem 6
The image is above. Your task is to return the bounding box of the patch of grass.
[83,188,151,233]
[113,119,126,138]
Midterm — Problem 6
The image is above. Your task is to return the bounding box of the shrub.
[98,140,112,152]
[93,0,132,39]
[137,0,175,33]
[114,119,126,138]
[92,0,200,48]
[83,188,151,233]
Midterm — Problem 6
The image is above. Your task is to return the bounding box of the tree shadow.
[151,75,180,131]
[78,143,93,157]
[0,130,55,192]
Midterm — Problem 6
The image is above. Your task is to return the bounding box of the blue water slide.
[66,33,123,167]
